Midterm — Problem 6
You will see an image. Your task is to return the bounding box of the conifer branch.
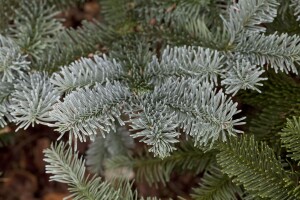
[51,55,124,93]
[173,0,218,20]
[9,73,60,130]
[0,35,30,82]
[2,1,300,199]
[106,142,215,186]
[235,32,300,74]
[151,78,245,146]
[135,0,230,29]
[0,81,14,127]
[146,46,225,85]
[126,78,245,157]
[9,0,63,60]
[98,0,130,27]
[183,19,230,50]
[128,100,180,158]
[242,72,300,142]
[86,126,134,174]
[0,102,9,127]
[217,135,298,200]
[291,0,300,21]
[280,116,300,165]
[34,20,117,71]
[44,141,123,200]
[0,81,13,102]
[223,0,279,42]
[191,165,243,200]
[50,81,131,144]
[221,58,267,95]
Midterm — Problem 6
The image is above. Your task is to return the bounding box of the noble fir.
[1,0,300,199]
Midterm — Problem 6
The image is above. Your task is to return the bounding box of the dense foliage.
[1,0,300,199]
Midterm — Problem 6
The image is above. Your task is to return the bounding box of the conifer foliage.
[1,0,300,199]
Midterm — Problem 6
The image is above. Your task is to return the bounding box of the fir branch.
[105,142,215,186]
[127,77,245,157]
[0,48,29,82]
[109,39,155,93]
[280,116,300,165]
[191,165,243,200]
[173,0,214,20]
[221,58,267,95]
[0,81,13,102]
[51,55,124,93]
[242,192,271,200]
[146,46,225,85]
[86,125,134,174]
[0,103,8,128]
[0,102,10,127]
[170,0,225,28]
[3,1,300,199]
[0,35,19,49]
[150,78,245,147]
[10,73,60,131]
[217,135,298,200]
[9,0,63,60]
[50,81,131,144]
[134,0,173,25]
[110,39,154,73]
[223,0,279,42]
[265,0,300,35]
[43,141,123,200]
[183,19,231,50]
[240,71,300,143]
[235,32,300,74]
[98,0,130,27]
[128,100,181,158]
[0,81,14,127]
[291,0,300,21]
[34,20,117,72]
[135,0,228,28]
[0,35,30,82]
[171,0,233,47]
